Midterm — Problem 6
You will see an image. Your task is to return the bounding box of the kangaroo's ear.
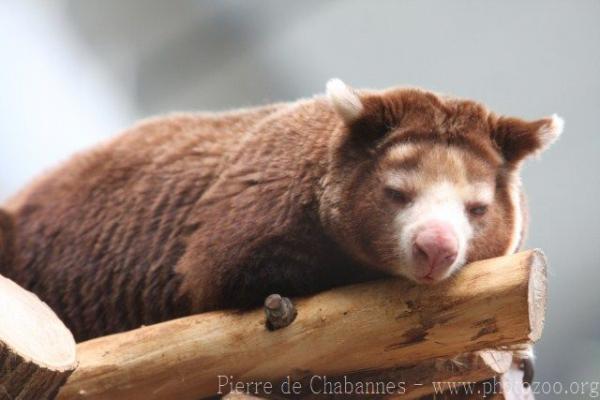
[326,78,364,124]
[326,78,397,145]
[492,114,564,165]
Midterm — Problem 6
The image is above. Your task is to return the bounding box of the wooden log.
[284,349,512,399]
[417,363,535,400]
[217,350,513,399]
[0,274,77,399]
[418,379,502,400]
[388,350,513,399]
[218,350,512,399]
[223,391,267,400]
[58,250,546,400]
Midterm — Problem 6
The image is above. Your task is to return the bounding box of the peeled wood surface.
[223,392,267,400]
[0,274,77,399]
[386,350,513,399]
[283,349,512,399]
[222,350,512,399]
[58,250,546,400]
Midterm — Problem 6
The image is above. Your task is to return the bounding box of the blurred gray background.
[1,1,598,397]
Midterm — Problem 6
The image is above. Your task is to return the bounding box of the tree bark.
[58,250,546,400]
[0,274,77,399]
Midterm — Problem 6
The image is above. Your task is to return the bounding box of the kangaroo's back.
[1,103,284,341]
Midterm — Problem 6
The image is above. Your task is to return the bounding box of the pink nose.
[413,222,458,276]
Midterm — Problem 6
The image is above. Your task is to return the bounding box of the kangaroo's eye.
[384,187,412,205]
[467,203,489,217]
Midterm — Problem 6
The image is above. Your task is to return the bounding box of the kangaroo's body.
[0,80,562,342]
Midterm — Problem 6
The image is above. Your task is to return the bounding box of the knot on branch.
[264,294,297,331]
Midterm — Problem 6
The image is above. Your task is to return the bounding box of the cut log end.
[528,249,547,342]
[478,350,513,375]
[0,274,77,399]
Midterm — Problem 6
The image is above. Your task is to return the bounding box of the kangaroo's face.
[322,79,563,283]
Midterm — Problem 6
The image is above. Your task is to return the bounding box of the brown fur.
[1,85,555,341]
[0,210,15,271]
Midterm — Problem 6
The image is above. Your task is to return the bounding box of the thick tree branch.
[58,250,546,400]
